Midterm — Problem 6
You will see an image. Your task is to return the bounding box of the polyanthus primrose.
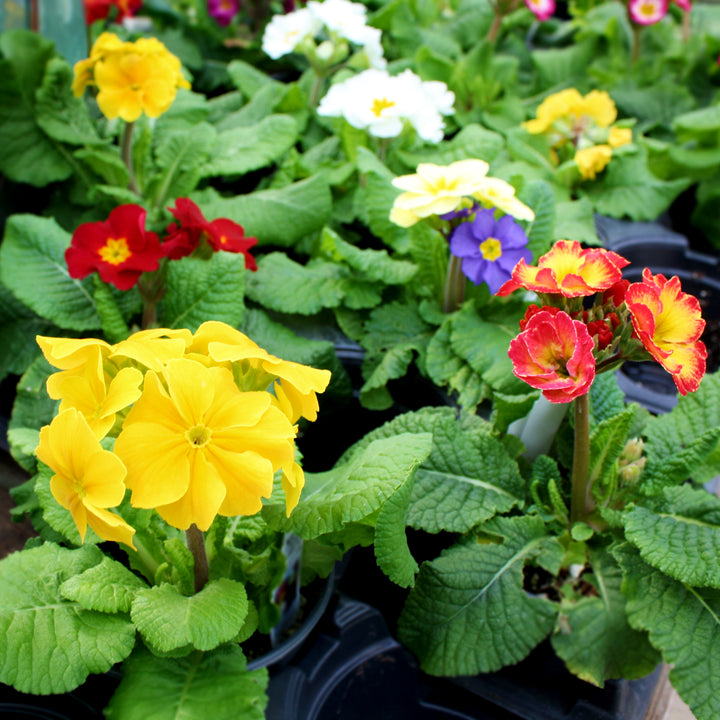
[499,240,708,400]
[35,322,332,543]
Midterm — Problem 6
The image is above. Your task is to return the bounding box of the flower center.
[186,424,212,447]
[371,97,395,117]
[639,1,658,16]
[480,237,502,261]
[98,237,132,266]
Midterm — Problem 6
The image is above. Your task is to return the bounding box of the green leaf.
[201,115,298,178]
[408,222,448,302]
[74,146,130,187]
[93,276,131,343]
[616,543,720,720]
[588,406,635,490]
[521,180,556,259]
[106,644,268,720]
[0,214,100,330]
[60,555,148,613]
[397,515,558,675]
[196,175,332,247]
[131,579,249,654]
[551,548,660,686]
[0,543,136,694]
[672,103,720,144]
[164,251,246,332]
[553,198,601,245]
[264,433,433,538]
[246,254,346,314]
[360,167,411,254]
[623,485,720,587]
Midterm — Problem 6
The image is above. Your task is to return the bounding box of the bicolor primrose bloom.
[83,0,142,24]
[524,0,555,21]
[508,310,596,403]
[497,239,629,298]
[36,408,136,547]
[625,269,707,394]
[73,32,190,121]
[65,204,165,291]
[449,209,532,294]
[628,0,669,24]
[317,68,454,143]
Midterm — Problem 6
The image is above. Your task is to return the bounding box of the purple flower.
[449,209,532,294]
[207,0,240,26]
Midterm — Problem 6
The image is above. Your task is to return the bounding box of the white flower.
[317,69,454,143]
[261,8,322,59]
[307,0,370,44]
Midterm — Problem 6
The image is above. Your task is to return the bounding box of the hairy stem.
[121,121,140,195]
[570,392,591,525]
[185,524,209,593]
[443,255,465,313]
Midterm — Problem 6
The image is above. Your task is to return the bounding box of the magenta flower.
[449,209,532,295]
[207,0,240,26]
[525,0,555,21]
[628,0,668,24]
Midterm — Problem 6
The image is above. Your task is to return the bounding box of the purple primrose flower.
[207,0,240,26]
[449,208,532,294]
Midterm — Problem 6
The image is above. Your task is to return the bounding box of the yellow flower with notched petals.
[113,358,298,531]
[522,88,585,134]
[35,408,136,548]
[575,145,613,180]
[608,126,632,148]
[72,31,125,96]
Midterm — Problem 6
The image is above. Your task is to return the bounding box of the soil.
[0,482,36,560]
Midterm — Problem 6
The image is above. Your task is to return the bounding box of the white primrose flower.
[307,0,371,44]
[261,8,322,59]
[317,69,455,143]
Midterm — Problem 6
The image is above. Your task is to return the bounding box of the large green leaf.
[0,214,100,330]
[131,579,248,654]
[106,644,268,720]
[0,543,136,694]
[163,251,246,332]
[623,485,720,587]
[397,515,558,675]
[616,543,720,720]
[551,548,660,686]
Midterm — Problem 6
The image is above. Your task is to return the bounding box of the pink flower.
[628,0,668,25]
[207,0,240,26]
[509,310,596,403]
[524,0,555,21]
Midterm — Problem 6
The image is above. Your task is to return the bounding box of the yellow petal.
[213,449,275,517]
[281,462,305,516]
[86,506,136,549]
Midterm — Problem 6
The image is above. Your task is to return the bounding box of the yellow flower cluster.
[34,323,332,547]
[523,89,633,180]
[73,32,191,122]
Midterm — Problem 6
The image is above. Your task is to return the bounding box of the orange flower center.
[99,237,132,266]
[480,237,502,261]
[186,424,212,448]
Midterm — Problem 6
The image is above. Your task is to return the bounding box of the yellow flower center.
[371,97,395,117]
[99,237,132,266]
[72,477,86,498]
[186,424,212,447]
[640,1,656,16]
[480,237,502,261]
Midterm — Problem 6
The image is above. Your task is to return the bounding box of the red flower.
[83,0,142,24]
[519,304,564,331]
[602,279,630,308]
[625,269,707,395]
[509,310,596,403]
[586,318,614,350]
[163,198,258,271]
[66,204,164,291]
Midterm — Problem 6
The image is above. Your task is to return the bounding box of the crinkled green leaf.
[74,146,130,187]
[164,251,246,332]
[553,198,600,245]
[0,543,136,694]
[520,180,556,259]
[60,555,148,613]
[551,548,660,686]
[201,115,297,178]
[106,644,268,720]
[264,433,433,538]
[93,275,131,343]
[398,515,558,676]
[197,175,332,247]
[616,543,720,720]
[407,222,448,302]
[0,214,100,330]
[623,485,720,587]
[246,254,346,314]
[131,579,248,654]
[590,371,628,425]
[588,406,635,490]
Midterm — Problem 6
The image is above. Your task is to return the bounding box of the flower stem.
[121,121,140,195]
[443,255,465,313]
[309,71,326,109]
[185,524,209,593]
[570,392,591,525]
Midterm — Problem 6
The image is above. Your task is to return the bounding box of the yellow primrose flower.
[575,90,617,128]
[111,328,193,373]
[72,31,125,96]
[46,348,143,439]
[608,126,632,148]
[575,145,613,180]
[522,88,584,134]
[113,358,298,531]
[36,408,136,548]
[190,321,332,424]
[37,335,113,371]
[472,177,535,222]
[389,159,491,228]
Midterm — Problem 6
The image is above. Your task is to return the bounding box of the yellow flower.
[575,90,617,128]
[37,335,112,371]
[472,177,535,222]
[35,408,136,548]
[73,32,190,121]
[575,145,613,180]
[113,358,297,531]
[608,126,632,148]
[522,88,584,134]
[389,159,491,228]
[111,328,193,372]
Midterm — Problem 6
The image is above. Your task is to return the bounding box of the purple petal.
[483,262,513,294]
[470,208,497,240]
[461,256,487,285]
[497,246,533,272]
[450,222,481,258]
[495,214,530,249]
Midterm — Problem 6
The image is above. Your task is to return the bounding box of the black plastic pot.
[596,215,720,414]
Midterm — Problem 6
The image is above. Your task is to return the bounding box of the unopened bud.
[620,437,644,464]
[619,457,646,485]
